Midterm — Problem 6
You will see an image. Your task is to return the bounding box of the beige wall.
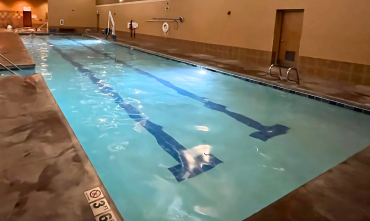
[300,0,370,65]
[48,0,96,28]
[97,0,370,65]
[0,0,48,25]
[97,0,144,4]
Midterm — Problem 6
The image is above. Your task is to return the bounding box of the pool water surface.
[22,35,370,221]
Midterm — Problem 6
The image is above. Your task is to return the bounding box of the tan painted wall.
[97,0,370,65]
[48,0,96,28]
[0,0,48,25]
[300,0,370,65]
[97,0,143,4]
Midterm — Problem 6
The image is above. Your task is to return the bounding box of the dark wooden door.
[278,11,304,68]
[23,11,32,27]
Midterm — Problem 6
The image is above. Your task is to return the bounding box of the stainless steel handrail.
[286,68,300,85]
[0,62,18,75]
[269,64,282,80]
[0,54,22,71]
[37,21,48,32]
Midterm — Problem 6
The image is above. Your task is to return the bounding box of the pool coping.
[81,34,370,115]
[0,74,124,221]
[39,73,125,221]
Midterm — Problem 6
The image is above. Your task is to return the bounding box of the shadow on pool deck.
[0,75,123,221]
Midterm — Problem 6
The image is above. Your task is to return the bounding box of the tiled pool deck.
[0,75,123,221]
[0,30,35,70]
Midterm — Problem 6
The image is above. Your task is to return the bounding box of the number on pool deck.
[95,211,117,221]
[99,213,112,221]
[90,198,111,216]
[93,200,106,208]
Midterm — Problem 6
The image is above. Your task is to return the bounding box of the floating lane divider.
[44,39,222,182]
[66,37,290,142]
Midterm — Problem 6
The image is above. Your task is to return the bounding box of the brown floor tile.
[0,75,123,221]
[339,61,353,72]
[365,65,370,75]
[299,56,308,65]
[306,56,317,67]
[338,72,351,82]
[316,58,328,68]
[350,74,364,85]
[352,63,366,75]
[327,60,340,70]
[362,75,370,86]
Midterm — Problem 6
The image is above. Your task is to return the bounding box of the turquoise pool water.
[22,35,370,221]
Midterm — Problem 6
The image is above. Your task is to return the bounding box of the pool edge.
[38,73,126,221]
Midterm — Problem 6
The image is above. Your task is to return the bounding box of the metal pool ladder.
[269,64,300,85]
[0,54,22,76]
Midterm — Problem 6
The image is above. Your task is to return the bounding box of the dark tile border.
[80,34,368,116]
[299,56,370,87]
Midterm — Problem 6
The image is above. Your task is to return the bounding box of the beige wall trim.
[97,0,169,7]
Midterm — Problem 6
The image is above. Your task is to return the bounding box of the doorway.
[271,10,304,68]
[23,11,32,28]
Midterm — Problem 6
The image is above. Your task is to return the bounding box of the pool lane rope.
[162,22,169,37]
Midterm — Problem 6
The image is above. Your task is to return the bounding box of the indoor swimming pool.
[22,35,370,221]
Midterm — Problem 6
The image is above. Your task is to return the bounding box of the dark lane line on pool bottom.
[43,39,222,182]
[67,37,290,142]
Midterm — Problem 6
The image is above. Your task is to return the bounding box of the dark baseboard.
[49,26,97,35]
